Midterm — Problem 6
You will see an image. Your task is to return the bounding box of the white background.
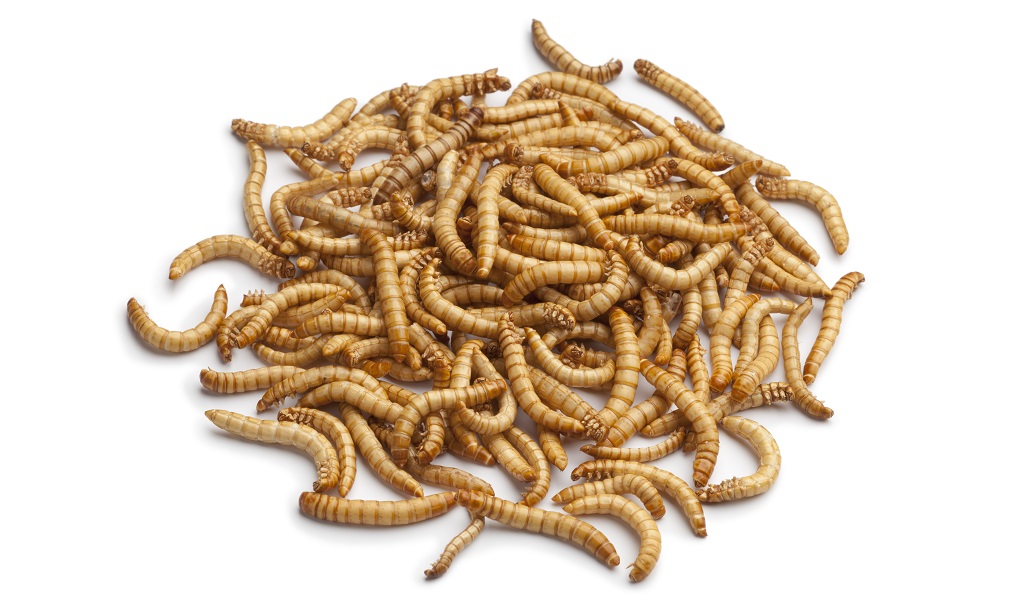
[2,1,1021,605]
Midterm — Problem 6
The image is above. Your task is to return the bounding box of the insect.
[299,491,458,526]
[634,59,724,133]
[561,493,662,582]
[530,19,623,84]
[127,285,228,353]
[696,416,781,503]
[803,272,866,384]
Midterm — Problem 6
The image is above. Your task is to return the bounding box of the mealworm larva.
[406,458,494,496]
[734,297,798,377]
[571,459,705,537]
[756,176,849,255]
[433,148,483,276]
[670,286,703,350]
[278,407,357,497]
[633,287,667,362]
[553,474,666,520]
[634,59,724,133]
[239,140,288,256]
[783,298,834,419]
[231,97,356,148]
[525,327,616,388]
[456,490,620,567]
[676,382,796,450]
[603,212,744,244]
[617,236,732,291]
[523,365,606,442]
[286,194,400,237]
[473,163,518,279]
[215,304,258,362]
[601,307,641,427]
[640,360,718,487]
[673,118,790,177]
[538,251,630,322]
[296,381,404,423]
[251,335,331,368]
[724,239,774,310]
[532,163,615,250]
[501,259,605,307]
[168,234,295,281]
[291,309,386,340]
[729,316,781,404]
[505,425,551,507]
[482,427,536,483]
[279,270,372,309]
[257,364,388,412]
[583,429,686,464]
[299,491,457,526]
[803,271,865,385]
[562,493,661,582]
[598,394,672,448]
[531,19,623,84]
[320,248,426,278]
[204,409,340,493]
[398,248,447,335]
[340,405,423,497]
[538,426,569,471]
[234,283,351,350]
[709,293,761,393]
[425,514,486,579]
[359,228,410,364]
[128,285,228,353]
[199,365,304,394]
[542,136,669,178]
[696,416,781,503]
[407,69,510,149]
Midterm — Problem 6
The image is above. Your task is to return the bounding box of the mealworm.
[709,293,761,393]
[498,313,587,436]
[257,364,389,412]
[639,360,718,487]
[600,307,641,427]
[756,176,849,255]
[238,140,286,256]
[359,228,410,364]
[633,287,668,363]
[803,271,865,385]
[729,316,782,404]
[372,108,484,208]
[532,163,615,250]
[583,429,686,464]
[234,283,351,350]
[231,97,356,148]
[617,236,732,291]
[295,381,403,423]
[405,458,494,496]
[278,407,357,498]
[214,304,257,362]
[204,409,340,493]
[571,459,705,537]
[168,234,295,281]
[530,19,622,84]
[481,426,536,483]
[251,334,331,368]
[286,194,400,237]
[673,118,790,177]
[407,69,510,149]
[505,425,551,507]
[456,490,620,567]
[425,514,486,579]
[542,135,669,177]
[599,394,672,449]
[724,239,775,309]
[299,491,457,526]
[279,270,372,309]
[562,493,661,582]
[321,248,425,278]
[552,474,666,520]
[696,416,781,503]
[634,58,724,133]
[525,327,616,388]
[783,298,834,419]
[199,365,304,394]
[501,259,606,307]
[340,405,423,497]
[538,426,569,471]
[128,285,228,353]
[433,148,483,276]
[472,163,517,279]
[734,297,798,379]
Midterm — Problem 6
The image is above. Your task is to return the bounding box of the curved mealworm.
[233,283,351,350]
[640,359,718,487]
[532,163,615,250]
[729,316,781,404]
[542,136,669,177]
[482,427,536,483]
[609,98,729,170]
[405,458,494,496]
[709,293,761,392]
[199,365,304,395]
[562,493,661,582]
[456,490,620,568]
[633,286,668,362]
[697,416,781,503]
[600,307,641,428]
[783,298,834,419]
[372,108,484,207]
[472,163,517,279]
[505,425,551,507]
[204,409,340,493]
[278,407,357,498]
[295,381,403,423]
[128,285,228,353]
[168,235,294,281]
[433,148,484,276]
[552,474,666,520]
[257,364,389,413]
[340,405,423,497]
[406,69,510,150]
[756,175,849,255]
[525,327,616,388]
[635,59,724,133]
[239,140,288,256]
[280,270,372,309]
[673,118,790,177]
[299,491,456,525]
[231,97,356,147]
[599,394,672,448]
[803,271,865,385]
[583,429,686,464]
[617,236,732,291]
[571,459,705,537]
[251,335,330,368]
[286,195,400,237]
[501,259,606,307]
[320,248,426,278]
[214,304,258,362]
[530,19,622,84]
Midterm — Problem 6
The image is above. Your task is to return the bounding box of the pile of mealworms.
[127,19,864,582]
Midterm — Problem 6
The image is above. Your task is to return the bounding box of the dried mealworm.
[640,360,718,487]
[552,474,666,520]
[674,118,790,177]
[199,365,304,394]
[456,490,620,568]
[756,176,849,255]
[128,285,228,353]
[299,491,457,525]
[803,271,865,385]
[571,459,705,537]
[634,59,724,133]
[340,405,423,497]
[562,493,662,582]
[204,409,340,493]
[278,407,357,497]
[168,235,295,281]
[783,298,834,419]
[696,416,781,503]
[531,19,623,84]
[231,97,356,148]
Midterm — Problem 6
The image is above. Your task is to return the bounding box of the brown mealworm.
[128,285,228,353]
